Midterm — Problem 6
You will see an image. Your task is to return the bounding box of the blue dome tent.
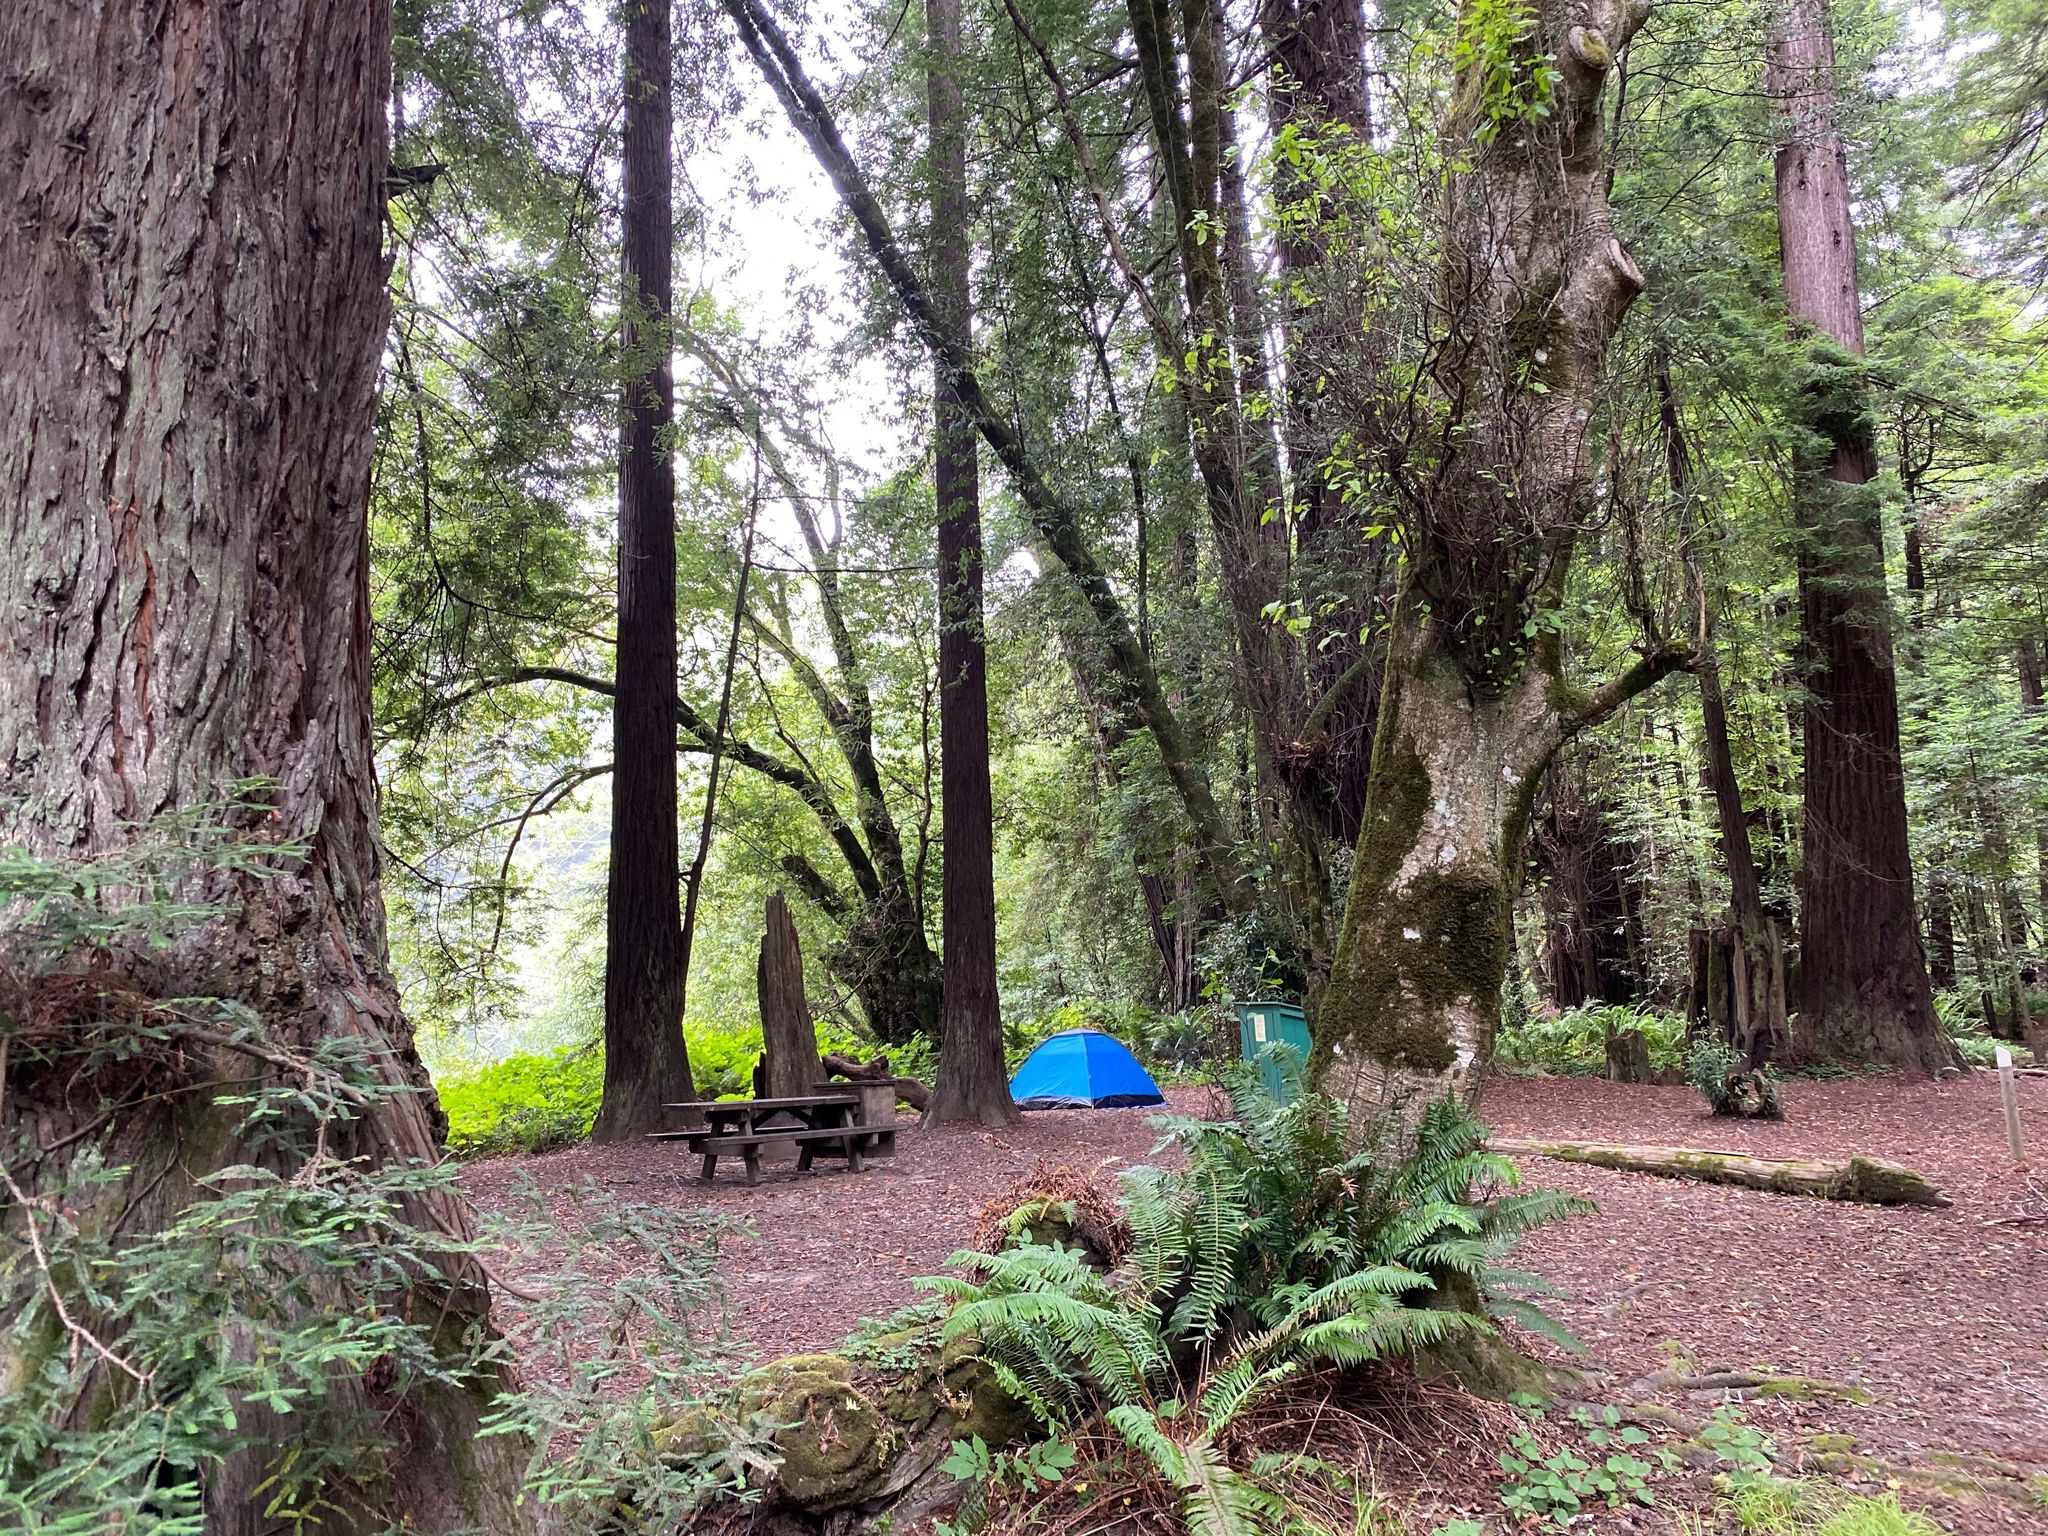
[1008,1030,1166,1110]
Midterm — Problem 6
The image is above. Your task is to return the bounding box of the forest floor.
[462,1071,2048,1533]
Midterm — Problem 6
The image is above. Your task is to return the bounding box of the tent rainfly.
[1008,1029,1166,1110]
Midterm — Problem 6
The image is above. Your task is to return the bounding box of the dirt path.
[460,1071,2048,1528]
[460,1087,1224,1359]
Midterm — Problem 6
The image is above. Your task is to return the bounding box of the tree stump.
[757,892,824,1162]
[1605,1026,1653,1083]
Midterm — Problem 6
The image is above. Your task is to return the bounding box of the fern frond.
[1105,1404,1187,1484]
[1486,1295,1586,1354]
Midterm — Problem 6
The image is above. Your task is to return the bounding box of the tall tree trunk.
[1769,0,1947,1072]
[923,0,1015,1126]
[2020,636,2048,936]
[1261,0,1385,853]
[1315,0,1683,1121]
[1533,763,1644,1009]
[0,2,532,1527]
[595,0,694,1140]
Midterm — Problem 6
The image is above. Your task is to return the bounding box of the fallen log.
[822,1051,931,1112]
[1488,1136,1950,1208]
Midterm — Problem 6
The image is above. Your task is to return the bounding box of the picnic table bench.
[648,1082,897,1185]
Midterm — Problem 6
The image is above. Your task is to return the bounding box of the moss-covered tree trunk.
[0,1,535,1527]
[1314,0,1686,1122]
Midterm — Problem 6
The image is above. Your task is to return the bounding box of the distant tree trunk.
[1315,0,1683,1122]
[595,0,694,1140]
[758,892,825,1096]
[2020,637,2048,936]
[0,2,533,1527]
[1261,0,1385,853]
[1769,0,1948,1072]
[1660,365,1789,1073]
[923,0,1015,1127]
[1533,763,1643,1009]
[723,0,1246,908]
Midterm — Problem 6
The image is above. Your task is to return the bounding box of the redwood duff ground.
[460,1072,2048,1529]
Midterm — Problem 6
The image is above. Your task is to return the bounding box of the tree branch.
[1557,642,1695,743]
[462,664,885,904]
[717,0,1244,902]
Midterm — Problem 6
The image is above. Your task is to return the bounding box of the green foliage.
[838,1299,951,1374]
[1699,1404,1778,1488]
[935,1434,1076,1536]
[438,1046,603,1156]
[1933,991,2011,1067]
[1496,1403,1677,1527]
[916,1071,1588,1536]
[476,1181,775,1520]
[0,828,752,1533]
[1496,1003,1687,1077]
[1449,0,1559,145]
[1719,1483,1941,1536]
[1686,1036,1782,1118]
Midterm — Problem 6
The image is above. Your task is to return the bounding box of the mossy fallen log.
[659,1330,1028,1520]
[1488,1137,1950,1207]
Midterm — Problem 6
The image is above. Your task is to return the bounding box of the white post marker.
[1995,1046,2024,1164]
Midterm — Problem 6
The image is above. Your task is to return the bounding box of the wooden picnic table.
[650,1089,894,1185]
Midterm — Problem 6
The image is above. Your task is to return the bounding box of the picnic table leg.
[742,1145,761,1187]
[700,1151,717,1183]
[846,1134,864,1174]
[797,1142,816,1173]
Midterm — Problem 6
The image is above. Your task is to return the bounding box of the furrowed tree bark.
[719,0,1247,910]
[595,0,695,1140]
[1768,0,1948,1072]
[923,0,1015,1127]
[1314,0,1687,1123]
[0,2,533,1527]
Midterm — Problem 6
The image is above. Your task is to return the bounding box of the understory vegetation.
[915,1069,1588,1534]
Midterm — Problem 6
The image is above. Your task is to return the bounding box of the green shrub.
[1497,1002,1686,1077]
[439,1046,604,1156]
[1685,1036,1782,1118]
[1934,989,2010,1067]
[686,1019,767,1098]
[919,1070,1590,1536]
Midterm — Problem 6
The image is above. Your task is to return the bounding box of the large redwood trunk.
[923,0,1015,1125]
[595,0,696,1138]
[1316,0,1682,1121]
[1768,0,1947,1071]
[0,2,532,1528]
